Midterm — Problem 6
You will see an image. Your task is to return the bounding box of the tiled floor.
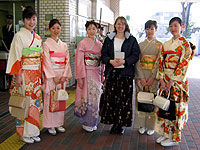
[0,56,200,150]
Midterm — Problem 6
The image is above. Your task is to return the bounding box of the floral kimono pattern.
[74,37,103,127]
[6,28,42,137]
[155,36,191,142]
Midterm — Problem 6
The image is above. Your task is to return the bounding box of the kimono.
[155,36,191,142]
[42,38,72,128]
[134,39,162,130]
[74,37,103,127]
[6,27,42,137]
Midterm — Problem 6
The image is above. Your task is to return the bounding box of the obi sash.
[22,47,42,70]
[84,53,101,67]
[49,51,66,69]
[162,51,181,69]
[140,54,156,70]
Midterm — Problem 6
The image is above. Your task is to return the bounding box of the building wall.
[35,0,76,86]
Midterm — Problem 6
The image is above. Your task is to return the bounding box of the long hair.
[114,16,130,33]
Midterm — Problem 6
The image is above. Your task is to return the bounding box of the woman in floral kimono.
[134,20,162,136]
[155,17,192,147]
[6,6,42,143]
[74,20,103,132]
[42,19,72,135]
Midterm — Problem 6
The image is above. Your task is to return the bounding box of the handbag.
[49,84,66,112]
[8,87,30,119]
[137,91,155,113]
[153,90,170,111]
[54,84,68,101]
[154,90,176,121]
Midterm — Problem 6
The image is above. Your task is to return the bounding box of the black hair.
[22,6,37,20]
[85,20,97,30]
[145,20,157,29]
[49,19,61,29]
[169,17,182,26]
[114,16,130,33]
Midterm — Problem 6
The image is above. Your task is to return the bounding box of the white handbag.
[54,84,69,101]
[153,90,170,111]
[137,91,154,104]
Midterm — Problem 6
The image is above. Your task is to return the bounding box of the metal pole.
[99,8,102,25]
[13,2,15,34]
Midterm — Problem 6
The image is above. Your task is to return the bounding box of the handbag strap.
[55,83,65,90]
[158,89,170,99]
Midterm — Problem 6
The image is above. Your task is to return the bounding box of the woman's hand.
[140,78,147,87]
[115,58,125,66]
[160,79,166,90]
[77,78,84,89]
[109,59,119,67]
[60,77,67,84]
[146,76,154,86]
[53,77,60,85]
[166,80,174,90]
[16,75,22,87]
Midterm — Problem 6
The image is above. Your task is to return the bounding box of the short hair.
[49,19,61,29]
[114,16,130,33]
[169,17,182,26]
[22,6,37,20]
[85,20,97,30]
[145,20,157,29]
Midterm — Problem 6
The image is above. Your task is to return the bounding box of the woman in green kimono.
[134,20,162,136]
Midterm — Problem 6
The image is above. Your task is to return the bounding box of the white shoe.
[82,125,93,132]
[56,126,66,133]
[138,127,146,134]
[31,136,41,142]
[93,126,97,131]
[161,139,179,147]
[147,130,154,136]
[156,136,167,144]
[48,128,56,135]
[20,136,34,144]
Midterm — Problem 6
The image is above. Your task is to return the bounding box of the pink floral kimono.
[74,37,104,127]
[6,28,42,137]
[42,38,72,128]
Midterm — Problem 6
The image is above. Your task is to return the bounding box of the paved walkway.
[0,56,200,150]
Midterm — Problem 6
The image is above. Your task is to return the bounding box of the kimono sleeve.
[170,43,191,82]
[42,42,56,79]
[75,41,86,79]
[62,44,72,79]
[134,59,145,79]
[6,34,23,75]
[156,46,165,79]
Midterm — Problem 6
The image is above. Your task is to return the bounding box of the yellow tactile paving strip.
[0,89,75,150]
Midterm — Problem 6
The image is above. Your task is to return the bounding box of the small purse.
[154,90,176,121]
[49,84,66,112]
[137,91,155,113]
[153,90,170,111]
[8,87,30,119]
[54,84,68,101]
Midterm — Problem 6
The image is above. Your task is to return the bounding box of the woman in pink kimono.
[74,20,103,132]
[42,19,72,135]
[6,6,42,144]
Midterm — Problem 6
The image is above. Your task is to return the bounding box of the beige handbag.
[8,87,30,119]
[54,84,68,101]
[137,91,154,104]
[153,90,170,111]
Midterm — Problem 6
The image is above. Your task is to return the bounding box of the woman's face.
[169,21,182,38]
[49,23,61,38]
[115,19,126,34]
[145,25,156,39]
[23,15,37,32]
[86,24,97,39]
